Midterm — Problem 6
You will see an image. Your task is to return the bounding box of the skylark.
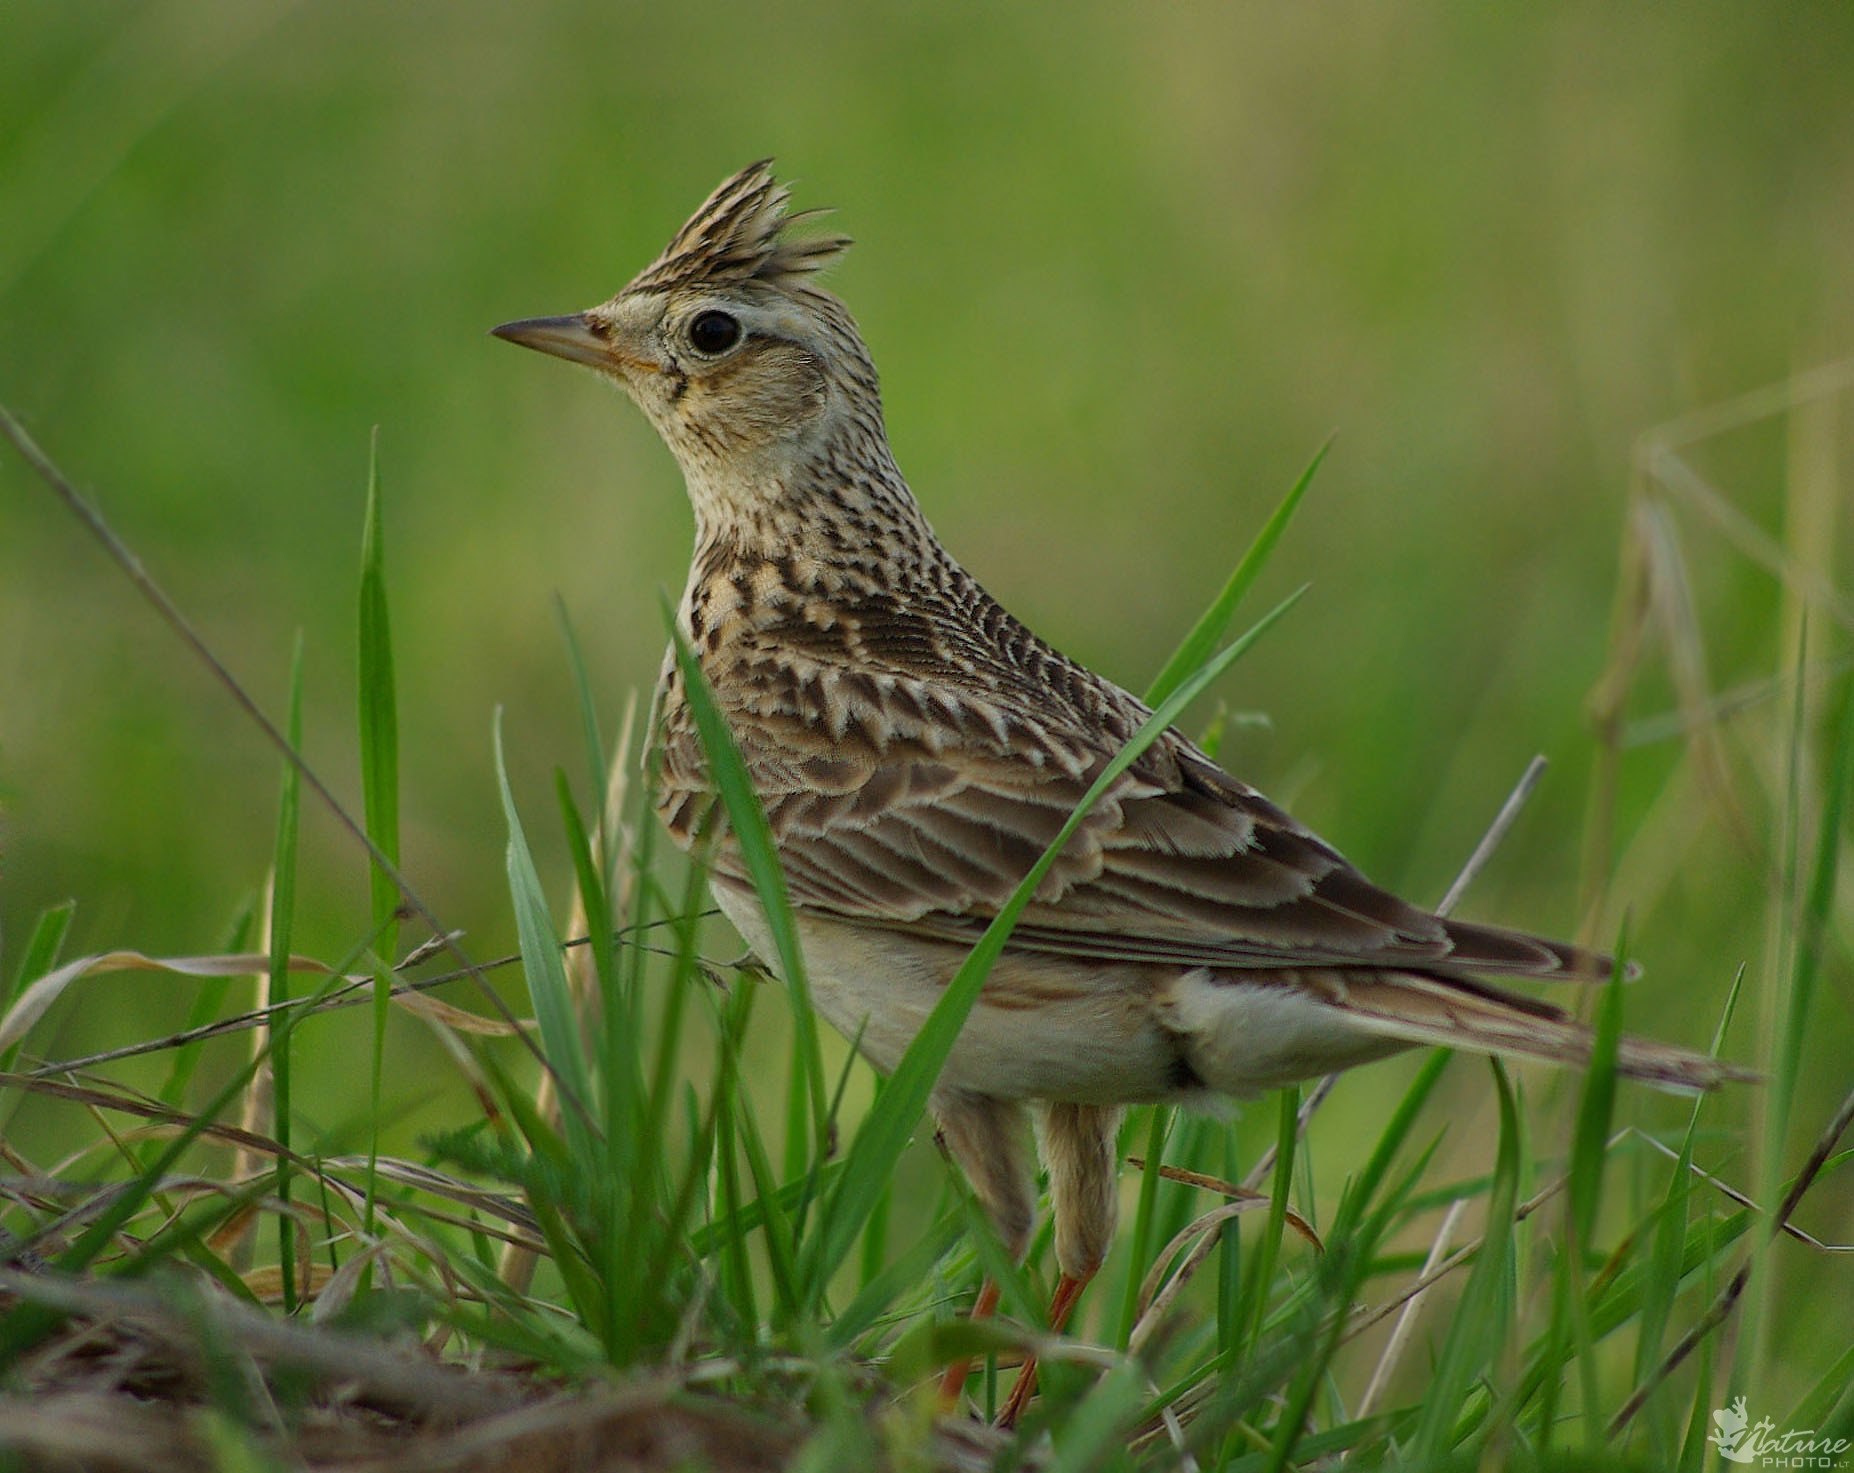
[493,161,1747,1420]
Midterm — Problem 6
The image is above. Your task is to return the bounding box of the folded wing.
[659,649,1612,984]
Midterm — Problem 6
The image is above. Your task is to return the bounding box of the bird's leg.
[995,1266,1095,1428]
[997,1101,1124,1428]
[936,1276,1001,1404]
[930,1094,1034,1414]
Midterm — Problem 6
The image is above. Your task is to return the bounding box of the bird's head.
[494,162,879,515]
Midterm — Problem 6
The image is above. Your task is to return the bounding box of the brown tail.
[1339,970,1756,1093]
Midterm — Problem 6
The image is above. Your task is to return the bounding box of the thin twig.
[1355,1198,1467,1419]
[1242,1076,1337,1193]
[1626,1128,1851,1253]
[1340,1162,1580,1346]
[1436,755,1549,917]
[21,913,720,1082]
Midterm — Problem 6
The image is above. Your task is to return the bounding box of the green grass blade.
[685,1154,841,1256]
[1630,961,1750,1432]
[615,838,711,1349]
[1216,1122,1243,1362]
[357,428,400,949]
[1787,1339,1854,1439]
[473,1044,608,1338]
[1632,1081,1702,1428]
[1623,958,1747,1437]
[782,1013,813,1184]
[639,962,761,1349]
[1330,1048,1451,1244]
[954,1182,1042,1328]
[1569,930,1627,1248]
[552,596,607,823]
[803,585,1307,1303]
[269,633,304,1314]
[356,431,400,1256]
[663,604,831,1159]
[1144,437,1327,707]
[857,1076,892,1289]
[829,1209,964,1351]
[0,900,74,1078]
[1408,1058,1520,1462]
[1751,656,1851,1390]
[1044,1353,1154,1471]
[492,710,594,1157]
[1562,929,1628,1450]
[1240,1086,1299,1356]
[1114,1104,1173,1348]
[732,1074,806,1321]
[1776,668,1852,1138]
[709,978,761,1335]
[1259,1188,1409,1469]
[1676,1268,1718,1473]
[1825,1386,1854,1451]
[553,771,630,1180]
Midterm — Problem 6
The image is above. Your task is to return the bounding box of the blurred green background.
[3,0,1851,1403]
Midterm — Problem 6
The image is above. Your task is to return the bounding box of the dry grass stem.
[1355,1198,1468,1419]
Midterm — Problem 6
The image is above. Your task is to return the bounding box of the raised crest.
[626,159,851,296]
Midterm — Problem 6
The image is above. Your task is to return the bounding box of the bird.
[492,161,1749,1423]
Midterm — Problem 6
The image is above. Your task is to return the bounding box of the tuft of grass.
[0,902,74,1080]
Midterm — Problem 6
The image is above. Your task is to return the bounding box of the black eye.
[687,310,741,355]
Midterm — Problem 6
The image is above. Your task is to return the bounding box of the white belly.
[711,882,1186,1104]
[1156,966,1411,1097]
[711,884,1416,1105]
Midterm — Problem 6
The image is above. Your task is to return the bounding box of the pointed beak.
[489,313,614,370]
